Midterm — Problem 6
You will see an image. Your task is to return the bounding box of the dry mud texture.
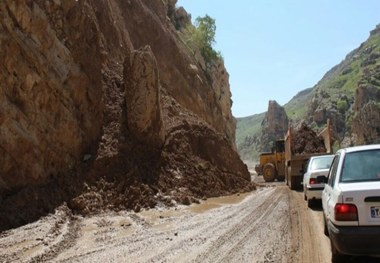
[0,90,254,231]
[4,182,380,263]
[2,181,380,263]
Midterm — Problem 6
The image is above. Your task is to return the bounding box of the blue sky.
[177,0,380,118]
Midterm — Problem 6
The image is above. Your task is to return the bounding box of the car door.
[322,153,340,221]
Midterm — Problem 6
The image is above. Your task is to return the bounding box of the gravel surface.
[1,180,380,263]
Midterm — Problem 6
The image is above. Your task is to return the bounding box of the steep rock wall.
[260,100,288,152]
[119,0,236,144]
[0,0,106,188]
[352,73,380,145]
[0,0,250,229]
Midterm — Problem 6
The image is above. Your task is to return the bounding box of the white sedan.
[322,144,380,262]
[303,154,334,208]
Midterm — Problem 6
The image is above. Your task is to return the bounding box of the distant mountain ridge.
[237,24,380,161]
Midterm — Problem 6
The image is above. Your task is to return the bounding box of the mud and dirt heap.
[0,0,253,231]
[292,123,326,154]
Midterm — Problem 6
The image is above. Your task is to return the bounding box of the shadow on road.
[345,256,380,263]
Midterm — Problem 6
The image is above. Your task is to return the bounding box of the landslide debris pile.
[0,0,254,231]
[292,123,327,154]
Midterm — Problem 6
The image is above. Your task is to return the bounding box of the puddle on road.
[189,192,251,213]
[139,209,186,231]
[137,193,252,228]
[139,209,183,223]
[79,193,252,238]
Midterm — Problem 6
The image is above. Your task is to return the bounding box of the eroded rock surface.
[260,100,289,152]
[124,46,165,147]
[0,0,252,230]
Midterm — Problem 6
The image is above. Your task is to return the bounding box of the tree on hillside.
[186,14,223,64]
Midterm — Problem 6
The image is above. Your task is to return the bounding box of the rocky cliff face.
[0,0,252,230]
[236,101,288,160]
[259,101,288,152]
[307,25,380,146]
[351,65,380,145]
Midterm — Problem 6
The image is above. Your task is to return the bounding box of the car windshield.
[340,149,380,183]
[310,156,334,171]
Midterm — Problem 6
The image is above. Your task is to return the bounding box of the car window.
[328,154,340,187]
[310,156,334,170]
[340,149,380,183]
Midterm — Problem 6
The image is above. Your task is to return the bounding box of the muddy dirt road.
[1,180,379,263]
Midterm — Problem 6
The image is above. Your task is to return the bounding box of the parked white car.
[303,154,334,207]
[322,144,380,262]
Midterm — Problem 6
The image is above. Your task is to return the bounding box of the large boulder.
[124,46,165,148]
[260,100,289,152]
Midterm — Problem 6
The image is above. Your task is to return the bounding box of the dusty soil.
[1,178,379,263]
[292,122,326,154]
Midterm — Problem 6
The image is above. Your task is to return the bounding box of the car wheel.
[331,240,346,263]
[323,216,329,236]
[307,198,313,208]
[263,163,276,182]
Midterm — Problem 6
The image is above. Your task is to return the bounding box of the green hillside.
[283,87,313,120]
[236,24,380,161]
[236,112,265,161]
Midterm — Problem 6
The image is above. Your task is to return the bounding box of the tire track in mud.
[0,206,79,263]
[1,185,336,263]
[189,186,291,263]
[53,213,160,262]
[288,190,331,263]
[29,219,81,263]
[221,189,290,263]
[50,188,283,263]
[140,187,290,263]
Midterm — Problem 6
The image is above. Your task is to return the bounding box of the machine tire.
[263,163,276,182]
[286,166,291,186]
[323,216,329,236]
[290,176,297,190]
[331,239,346,263]
[277,176,285,182]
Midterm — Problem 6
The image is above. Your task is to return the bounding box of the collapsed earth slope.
[0,0,253,230]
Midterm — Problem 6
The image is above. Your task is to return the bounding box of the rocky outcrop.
[260,101,288,152]
[124,46,165,147]
[210,60,237,148]
[0,0,251,230]
[166,0,191,30]
[237,25,380,161]
[351,67,380,144]
[305,24,380,146]
[236,101,288,161]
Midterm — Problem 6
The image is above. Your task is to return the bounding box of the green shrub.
[185,15,222,64]
[337,99,349,113]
